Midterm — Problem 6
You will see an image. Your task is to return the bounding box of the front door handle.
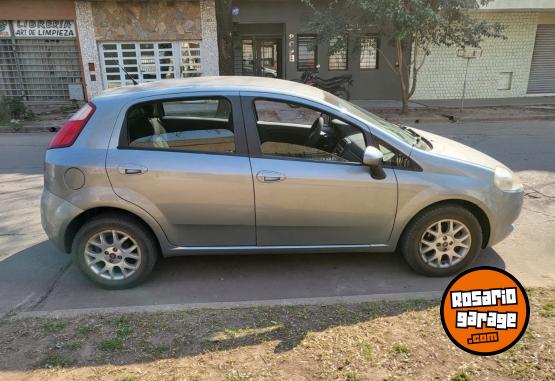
[256,170,286,183]
[118,165,148,175]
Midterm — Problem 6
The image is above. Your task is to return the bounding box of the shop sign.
[12,20,75,38]
[0,21,11,38]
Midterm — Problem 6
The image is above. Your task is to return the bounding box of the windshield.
[335,98,418,146]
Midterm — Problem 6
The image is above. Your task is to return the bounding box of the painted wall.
[233,0,402,100]
[412,11,551,100]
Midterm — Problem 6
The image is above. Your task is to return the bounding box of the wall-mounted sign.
[12,20,76,38]
[0,21,11,37]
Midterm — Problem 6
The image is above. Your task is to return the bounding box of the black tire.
[400,205,482,277]
[72,214,158,289]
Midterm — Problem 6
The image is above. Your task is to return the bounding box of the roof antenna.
[120,65,138,85]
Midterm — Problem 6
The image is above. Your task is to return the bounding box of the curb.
[0,126,57,133]
[11,291,441,319]
[379,114,555,124]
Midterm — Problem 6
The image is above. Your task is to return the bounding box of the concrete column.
[75,0,103,100]
[200,0,220,76]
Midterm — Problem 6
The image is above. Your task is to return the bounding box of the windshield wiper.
[400,125,421,142]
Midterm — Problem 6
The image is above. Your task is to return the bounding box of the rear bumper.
[41,188,83,253]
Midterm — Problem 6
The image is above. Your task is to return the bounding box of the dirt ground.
[0,288,553,381]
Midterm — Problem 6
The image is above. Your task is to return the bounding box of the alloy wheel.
[419,219,471,268]
[84,230,142,280]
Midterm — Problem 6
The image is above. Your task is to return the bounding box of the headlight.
[494,167,523,192]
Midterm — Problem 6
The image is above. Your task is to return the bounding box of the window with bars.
[328,37,348,71]
[100,41,201,89]
[297,35,317,71]
[360,36,378,70]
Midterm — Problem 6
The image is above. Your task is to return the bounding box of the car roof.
[93,76,339,106]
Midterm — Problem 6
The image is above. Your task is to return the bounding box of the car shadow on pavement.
[0,247,506,372]
[1,241,505,314]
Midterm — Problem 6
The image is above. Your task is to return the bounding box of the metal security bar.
[0,39,81,101]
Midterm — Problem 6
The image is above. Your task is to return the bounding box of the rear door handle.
[256,170,286,183]
[118,165,148,175]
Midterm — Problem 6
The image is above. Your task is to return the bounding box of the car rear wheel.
[400,205,482,276]
[72,214,158,289]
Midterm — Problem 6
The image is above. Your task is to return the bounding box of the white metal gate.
[527,24,555,94]
[99,41,201,89]
[0,39,82,101]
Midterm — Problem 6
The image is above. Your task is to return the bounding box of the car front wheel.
[400,205,483,276]
[72,214,158,289]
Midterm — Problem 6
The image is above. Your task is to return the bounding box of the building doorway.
[238,37,282,78]
[233,23,285,79]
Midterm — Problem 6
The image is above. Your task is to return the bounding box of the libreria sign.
[12,20,76,38]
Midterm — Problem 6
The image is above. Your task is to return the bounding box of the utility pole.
[457,47,482,113]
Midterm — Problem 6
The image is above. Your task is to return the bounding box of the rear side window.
[125,98,235,154]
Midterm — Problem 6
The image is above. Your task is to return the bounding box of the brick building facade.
[413,2,555,100]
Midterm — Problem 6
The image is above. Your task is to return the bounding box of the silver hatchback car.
[41,77,523,289]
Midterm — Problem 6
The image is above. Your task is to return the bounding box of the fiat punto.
[41,77,523,288]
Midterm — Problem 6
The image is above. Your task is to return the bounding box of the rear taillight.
[48,102,96,149]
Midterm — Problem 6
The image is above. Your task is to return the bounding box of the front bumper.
[487,189,524,247]
[41,188,84,253]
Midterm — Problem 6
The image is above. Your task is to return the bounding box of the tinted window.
[126,98,235,153]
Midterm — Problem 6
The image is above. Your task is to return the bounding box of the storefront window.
[328,37,348,71]
[297,35,317,71]
[100,41,201,89]
[360,36,378,70]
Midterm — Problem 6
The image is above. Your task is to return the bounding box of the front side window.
[297,35,318,71]
[328,37,348,71]
[254,99,366,163]
[125,98,235,154]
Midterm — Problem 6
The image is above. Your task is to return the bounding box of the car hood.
[412,128,505,170]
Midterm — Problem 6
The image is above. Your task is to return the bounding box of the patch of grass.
[540,301,555,317]
[116,316,133,338]
[42,320,67,334]
[345,371,358,381]
[391,342,411,354]
[99,338,123,352]
[76,324,94,336]
[226,370,251,381]
[43,354,67,369]
[452,370,471,381]
[145,343,170,356]
[356,340,373,361]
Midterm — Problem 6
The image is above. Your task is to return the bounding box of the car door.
[106,93,256,247]
[242,94,398,247]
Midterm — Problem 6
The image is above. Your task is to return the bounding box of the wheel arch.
[63,207,163,254]
[396,199,491,250]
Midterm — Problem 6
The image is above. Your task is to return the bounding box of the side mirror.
[363,146,386,180]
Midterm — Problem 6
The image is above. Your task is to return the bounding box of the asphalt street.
[0,120,554,315]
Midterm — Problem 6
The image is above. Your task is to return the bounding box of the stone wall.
[412,12,541,100]
[200,0,219,76]
[75,1,103,99]
[91,0,202,41]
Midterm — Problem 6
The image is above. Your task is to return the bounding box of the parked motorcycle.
[295,67,353,100]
